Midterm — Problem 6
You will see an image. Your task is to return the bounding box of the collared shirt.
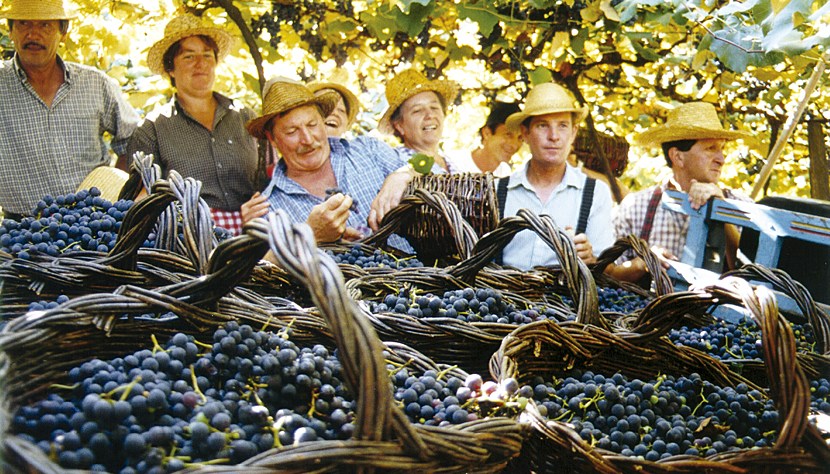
[0,55,139,214]
[395,146,462,174]
[452,152,512,177]
[500,162,615,270]
[613,178,746,262]
[263,136,406,233]
[127,93,259,211]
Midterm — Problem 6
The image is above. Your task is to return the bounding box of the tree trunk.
[808,120,830,200]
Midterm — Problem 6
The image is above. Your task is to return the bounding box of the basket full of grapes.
[492,278,830,473]
[0,211,526,473]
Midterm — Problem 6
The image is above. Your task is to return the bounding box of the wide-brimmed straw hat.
[1,0,75,19]
[147,14,233,76]
[246,76,340,140]
[308,81,361,127]
[505,82,588,132]
[633,102,752,147]
[378,68,459,135]
[77,166,129,203]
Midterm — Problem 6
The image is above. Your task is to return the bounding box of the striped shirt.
[263,136,406,233]
[127,93,259,211]
[0,55,139,214]
[613,180,746,262]
[500,162,615,270]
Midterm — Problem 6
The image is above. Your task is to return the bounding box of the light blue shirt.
[500,162,615,270]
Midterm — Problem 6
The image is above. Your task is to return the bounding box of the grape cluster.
[668,317,816,361]
[0,188,132,258]
[27,294,70,311]
[325,245,423,270]
[809,378,830,413]
[13,322,356,472]
[370,287,569,324]
[525,369,779,460]
[561,287,651,314]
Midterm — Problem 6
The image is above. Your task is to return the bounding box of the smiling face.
[316,90,349,138]
[521,112,578,168]
[482,123,522,164]
[671,138,727,186]
[10,19,66,71]
[267,104,331,174]
[391,91,445,152]
[168,36,217,96]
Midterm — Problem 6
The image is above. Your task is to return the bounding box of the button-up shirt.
[394,146,462,174]
[263,136,406,234]
[500,162,615,270]
[127,93,259,211]
[0,55,139,214]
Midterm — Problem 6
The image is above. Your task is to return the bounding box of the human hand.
[368,167,415,231]
[241,192,270,225]
[308,193,360,243]
[566,227,596,265]
[688,180,724,210]
[649,245,678,269]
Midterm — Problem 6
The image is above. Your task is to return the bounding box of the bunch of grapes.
[560,287,651,314]
[0,188,132,258]
[325,244,423,270]
[668,316,816,361]
[524,369,780,460]
[370,287,570,324]
[12,322,356,473]
[809,378,830,413]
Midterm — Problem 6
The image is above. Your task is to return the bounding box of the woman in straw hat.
[127,14,260,236]
[379,68,462,174]
[608,101,753,283]
[242,77,414,244]
[0,0,138,220]
[308,79,361,138]
[498,81,615,270]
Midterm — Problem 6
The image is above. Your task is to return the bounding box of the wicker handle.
[592,234,673,296]
[450,209,605,329]
[364,189,478,262]
[724,263,830,356]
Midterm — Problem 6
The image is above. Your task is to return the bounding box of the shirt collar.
[509,161,583,191]
[13,53,70,83]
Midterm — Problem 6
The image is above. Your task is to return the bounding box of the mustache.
[296,144,321,154]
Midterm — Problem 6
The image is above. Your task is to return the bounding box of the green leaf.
[571,28,589,55]
[627,35,661,61]
[360,7,399,42]
[327,19,357,34]
[409,153,435,174]
[457,2,500,36]
[395,2,434,37]
[528,67,553,85]
[398,0,432,14]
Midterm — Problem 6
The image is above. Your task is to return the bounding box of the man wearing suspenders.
[495,82,614,270]
[608,102,751,283]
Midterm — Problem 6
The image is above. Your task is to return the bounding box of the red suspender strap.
[639,186,663,242]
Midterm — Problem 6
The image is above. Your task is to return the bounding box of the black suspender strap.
[496,176,510,220]
[639,186,663,242]
[575,178,596,235]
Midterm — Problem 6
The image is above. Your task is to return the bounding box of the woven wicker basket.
[492,278,830,473]
[1,210,525,473]
[404,172,499,237]
[573,131,630,178]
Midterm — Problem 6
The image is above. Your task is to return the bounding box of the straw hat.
[1,0,74,19]
[246,76,340,140]
[147,14,233,76]
[633,102,752,147]
[77,166,129,203]
[308,81,360,127]
[505,82,588,132]
[378,68,459,135]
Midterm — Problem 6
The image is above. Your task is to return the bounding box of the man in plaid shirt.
[0,0,138,218]
[609,102,752,283]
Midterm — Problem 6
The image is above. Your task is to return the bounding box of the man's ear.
[668,147,682,168]
[480,126,493,142]
[265,130,274,143]
[391,120,404,139]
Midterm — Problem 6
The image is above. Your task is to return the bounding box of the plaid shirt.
[0,55,139,214]
[263,136,406,233]
[613,179,746,262]
[127,93,259,211]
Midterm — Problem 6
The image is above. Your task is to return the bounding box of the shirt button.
[228,139,233,144]
[217,163,223,168]
[211,137,216,143]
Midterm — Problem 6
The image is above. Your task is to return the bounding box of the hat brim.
[308,82,360,126]
[246,91,340,140]
[378,79,458,135]
[505,106,589,133]
[147,27,233,76]
[633,125,753,147]
[77,166,129,203]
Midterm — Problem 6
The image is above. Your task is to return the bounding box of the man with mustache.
[608,102,752,283]
[242,77,411,243]
[497,82,614,270]
[0,0,138,219]
[127,14,260,236]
